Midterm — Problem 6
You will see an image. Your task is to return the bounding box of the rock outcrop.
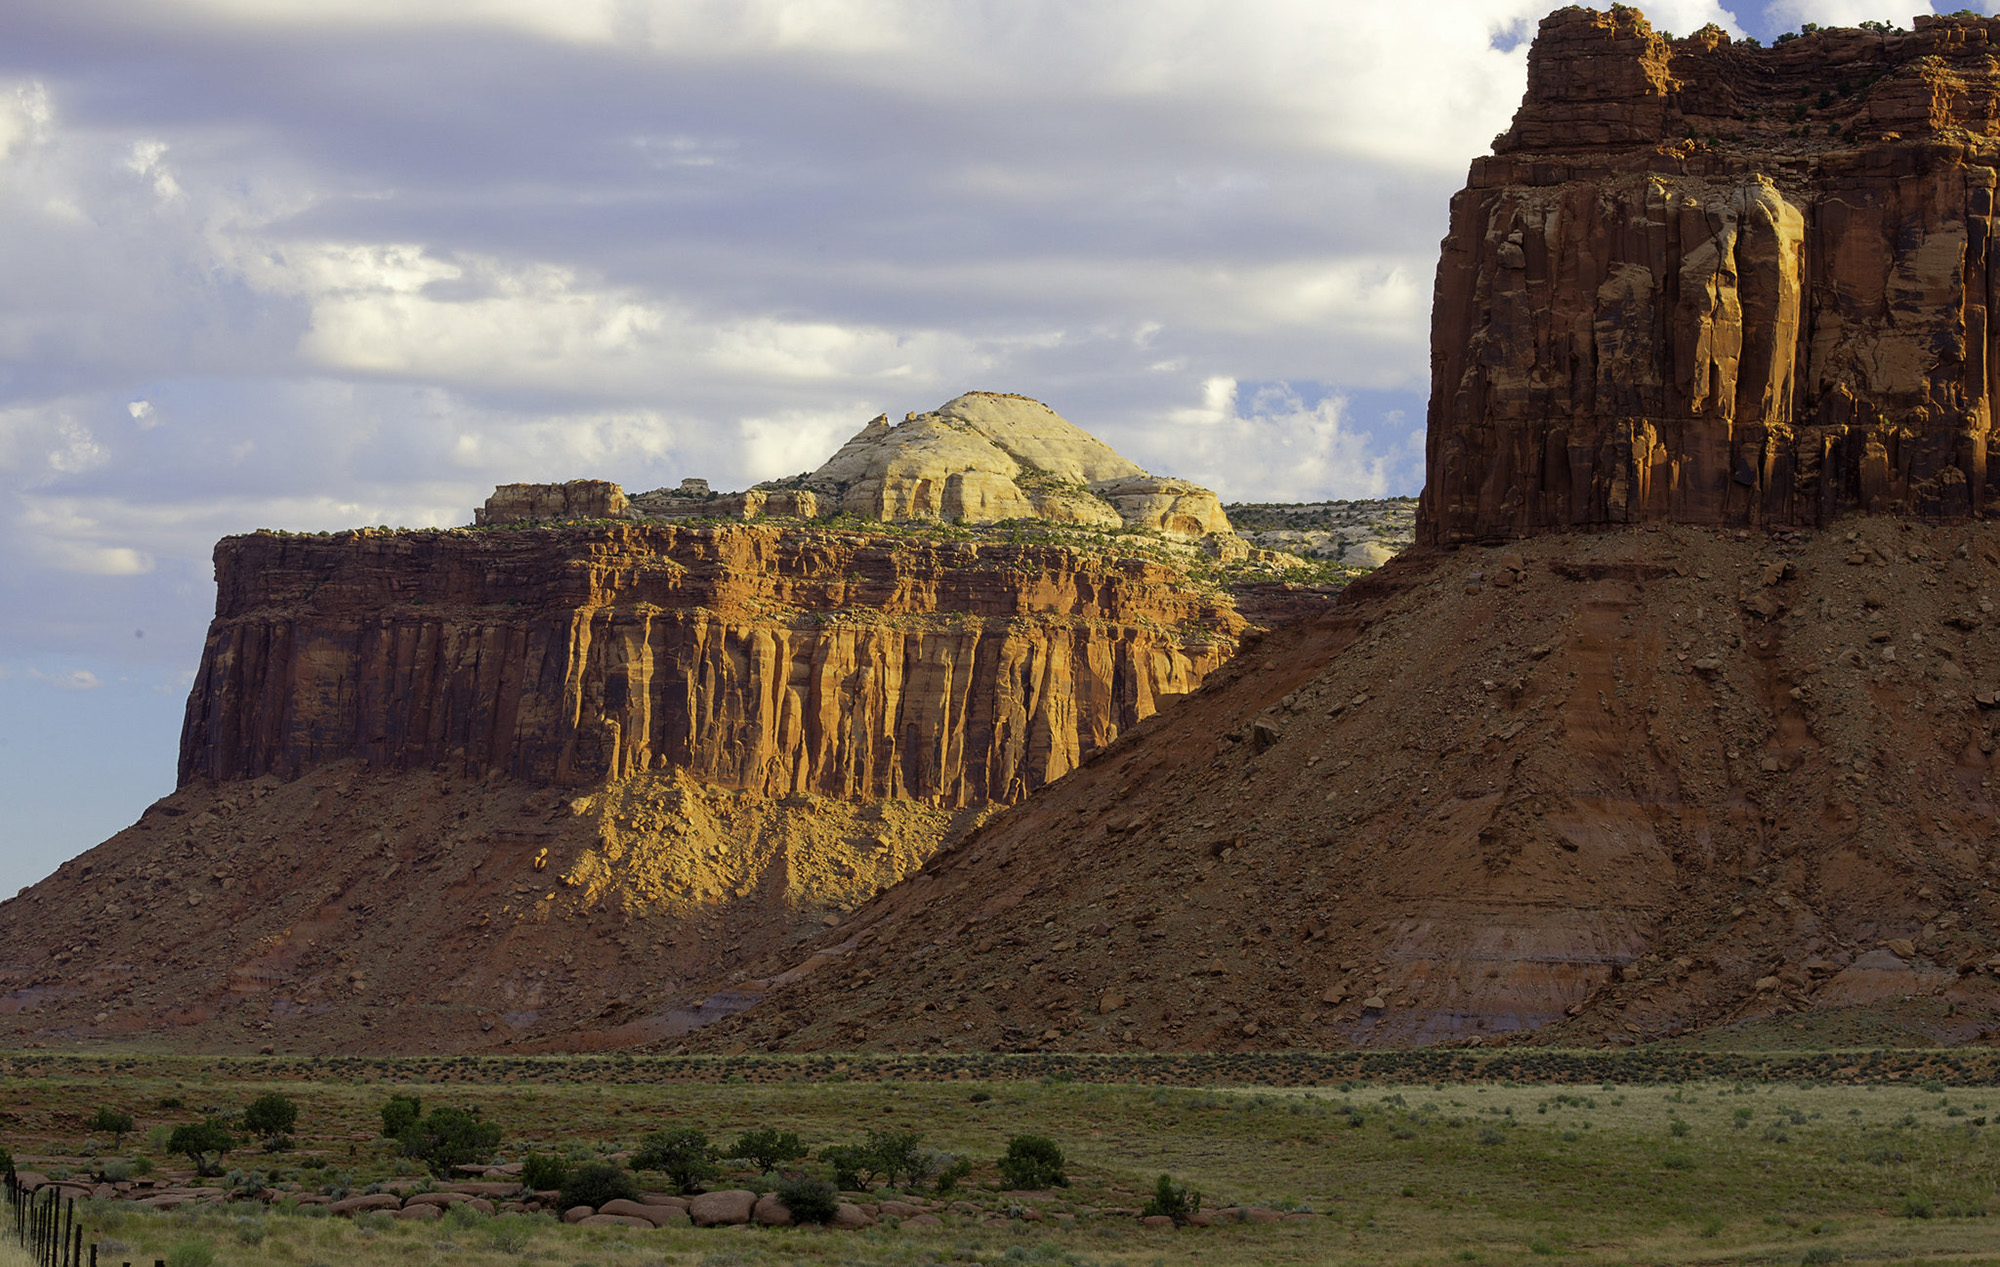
[721,392,1234,539]
[1422,8,2000,544]
[477,480,628,526]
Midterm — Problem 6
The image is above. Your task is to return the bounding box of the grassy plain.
[4,1056,1999,1266]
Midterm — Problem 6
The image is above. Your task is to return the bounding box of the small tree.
[397,1107,501,1178]
[997,1135,1067,1190]
[379,1094,422,1138]
[730,1128,807,1174]
[167,1120,237,1178]
[1141,1173,1199,1225]
[630,1128,718,1194]
[865,1130,928,1189]
[819,1142,882,1191]
[241,1094,298,1151]
[88,1108,135,1150]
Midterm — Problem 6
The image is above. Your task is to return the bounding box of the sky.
[0,0,1986,893]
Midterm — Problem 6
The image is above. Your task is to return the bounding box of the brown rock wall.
[1421,7,2000,544]
[179,523,1240,802]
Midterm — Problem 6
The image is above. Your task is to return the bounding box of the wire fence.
[3,1169,102,1267]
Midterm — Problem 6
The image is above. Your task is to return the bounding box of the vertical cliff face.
[180,522,1240,804]
[1422,8,2000,543]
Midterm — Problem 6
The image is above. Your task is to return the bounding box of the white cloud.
[127,400,158,427]
[1138,377,1398,503]
[0,82,51,163]
[29,668,102,691]
[1764,0,1938,28]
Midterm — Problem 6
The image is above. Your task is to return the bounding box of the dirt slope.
[0,765,988,1054]
[674,522,2000,1054]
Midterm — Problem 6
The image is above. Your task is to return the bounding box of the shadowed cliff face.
[1422,8,2000,544]
[180,523,1241,802]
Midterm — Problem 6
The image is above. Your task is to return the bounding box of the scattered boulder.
[831,1202,877,1229]
[751,1193,794,1226]
[329,1193,403,1217]
[688,1190,759,1227]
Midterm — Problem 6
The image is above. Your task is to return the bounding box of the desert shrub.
[1141,1174,1199,1225]
[560,1162,638,1210]
[444,1202,491,1229]
[89,1108,135,1148]
[520,1152,571,1191]
[1901,1195,1934,1219]
[165,1238,215,1267]
[397,1107,501,1177]
[776,1176,840,1225]
[486,1214,538,1253]
[97,1160,134,1183]
[731,1128,807,1174]
[232,1218,266,1246]
[631,1128,718,1194]
[928,1152,974,1193]
[242,1094,298,1150]
[379,1094,422,1138]
[167,1121,237,1178]
[997,1136,1067,1190]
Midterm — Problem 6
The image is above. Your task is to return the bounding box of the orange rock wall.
[1422,8,2000,543]
[179,524,1240,804]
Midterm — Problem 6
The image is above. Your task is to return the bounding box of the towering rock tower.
[1422,8,2000,543]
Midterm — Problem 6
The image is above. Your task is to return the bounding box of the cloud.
[127,400,157,427]
[28,668,101,690]
[1762,1,1939,28]
[1138,377,1399,503]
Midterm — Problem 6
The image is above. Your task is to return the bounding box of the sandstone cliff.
[1422,8,2000,543]
[181,523,1239,801]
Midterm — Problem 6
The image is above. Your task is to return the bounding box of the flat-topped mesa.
[180,523,1240,797]
[1420,6,2000,544]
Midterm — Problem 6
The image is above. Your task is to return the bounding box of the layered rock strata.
[180,523,1240,801]
[1422,8,2000,543]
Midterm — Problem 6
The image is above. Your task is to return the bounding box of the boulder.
[1140,1215,1177,1230]
[878,1200,927,1218]
[599,1198,676,1227]
[562,1205,595,1224]
[751,1193,793,1226]
[329,1193,404,1216]
[831,1202,876,1229]
[578,1214,654,1228]
[688,1190,759,1227]
[403,1191,473,1208]
[394,1204,441,1221]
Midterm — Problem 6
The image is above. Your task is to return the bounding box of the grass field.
[5,1056,2000,1266]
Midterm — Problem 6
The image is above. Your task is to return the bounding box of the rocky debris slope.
[676,523,2000,1055]
[1227,498,1417,569]
[0,760,990,1053]
[1423,8,2000,544]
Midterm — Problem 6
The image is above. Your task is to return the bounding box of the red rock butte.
[1422,6,2000,544]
